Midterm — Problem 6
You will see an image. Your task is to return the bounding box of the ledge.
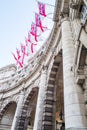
[76,74,85,84]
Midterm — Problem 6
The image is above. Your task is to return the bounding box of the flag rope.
[35,0,55,7]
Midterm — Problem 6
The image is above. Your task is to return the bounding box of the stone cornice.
[0,64,16,72]
[0,1,63,96]
[53,0,61,22]
[53,0,70,22]
[0,22,61,94]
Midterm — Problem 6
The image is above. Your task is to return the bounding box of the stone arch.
[41,50,64,130]
[0,101,17,130]
[76,44,87,70]
[76,44,87,106]
[54,52,65,129]
[0,95,18,112]
[25,85,39,102]
[75,44,87,84]
[16,87,39,130]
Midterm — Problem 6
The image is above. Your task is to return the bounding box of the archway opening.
[54,53,65,130]
[17,87,39,130]
[0,101,17,130]
[27,88,39,130]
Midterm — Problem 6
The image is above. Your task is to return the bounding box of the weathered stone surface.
[0,1,87,130]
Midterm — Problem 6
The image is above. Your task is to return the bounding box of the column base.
[66,128,87,130]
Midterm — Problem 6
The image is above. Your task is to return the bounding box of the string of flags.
[12,1,54,68]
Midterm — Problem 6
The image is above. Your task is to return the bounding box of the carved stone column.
[33,66,47,130]
[62,18,87,130]
[11,89,25,130]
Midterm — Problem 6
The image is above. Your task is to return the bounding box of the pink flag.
[12,52,23,68]
[25,37,30,46]
[28,33,31,43]
[38,1,46,17]
[35,13,47,32]
[30,22,40,42]
[25,33,31,45]
[21,44,28,65]
[25,36,31,55]
[21,44,28,56]
[25,36,37,53]
[30,43,37,53]
[21,53,25,65]
[16,48,21,60]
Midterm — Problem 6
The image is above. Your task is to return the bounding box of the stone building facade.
[0,0,87,130]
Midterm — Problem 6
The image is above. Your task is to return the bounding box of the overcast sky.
[0,0,55,68]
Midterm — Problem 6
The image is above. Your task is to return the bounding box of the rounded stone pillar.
[62,18,87,130]
[33,66,47,130]
[11,90,25,130]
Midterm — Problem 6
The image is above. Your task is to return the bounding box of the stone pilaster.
[11,89,25,130]
[33,66,47,130]
[62,18,87,130]
[69,0,82,20]
[83,55,87,103]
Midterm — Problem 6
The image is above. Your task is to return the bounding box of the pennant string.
[12,0,54,68]
[35,0,55,7]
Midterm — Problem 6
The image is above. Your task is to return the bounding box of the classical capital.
[69,2,79,9]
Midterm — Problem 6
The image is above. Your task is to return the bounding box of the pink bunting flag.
[16,48,21,60]
[21,44,28,56]
[25,37,30,46]
[29,43,37,53]
[25,36,37,53]
[35,13,47,32]
[12,52,23,68]
[21,44,28,65]
[38,1,46,17]
[30,22,40,42]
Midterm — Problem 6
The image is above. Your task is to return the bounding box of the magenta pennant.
[21,44,28,56]
[30,22,40,42]
[38,1,46,17]
[12,52,23,68]
[25,37,30,46]
[21,44,27,65]
[28,32,38,44]
[35,13,47,32]
[11,0,49,68]
[31,43,37,53]
[25,32,31,45]
[21,44,28,65]
[16,48,21,60]
[27,33,31,43]
[25,35,37,53]
[30,43,37,53]
[21,53,25,65]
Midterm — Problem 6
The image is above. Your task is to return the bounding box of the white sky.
[0,0,55,68]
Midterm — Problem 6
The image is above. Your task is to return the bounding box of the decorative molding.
[76,73,85,84]
[70,3,79,9]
